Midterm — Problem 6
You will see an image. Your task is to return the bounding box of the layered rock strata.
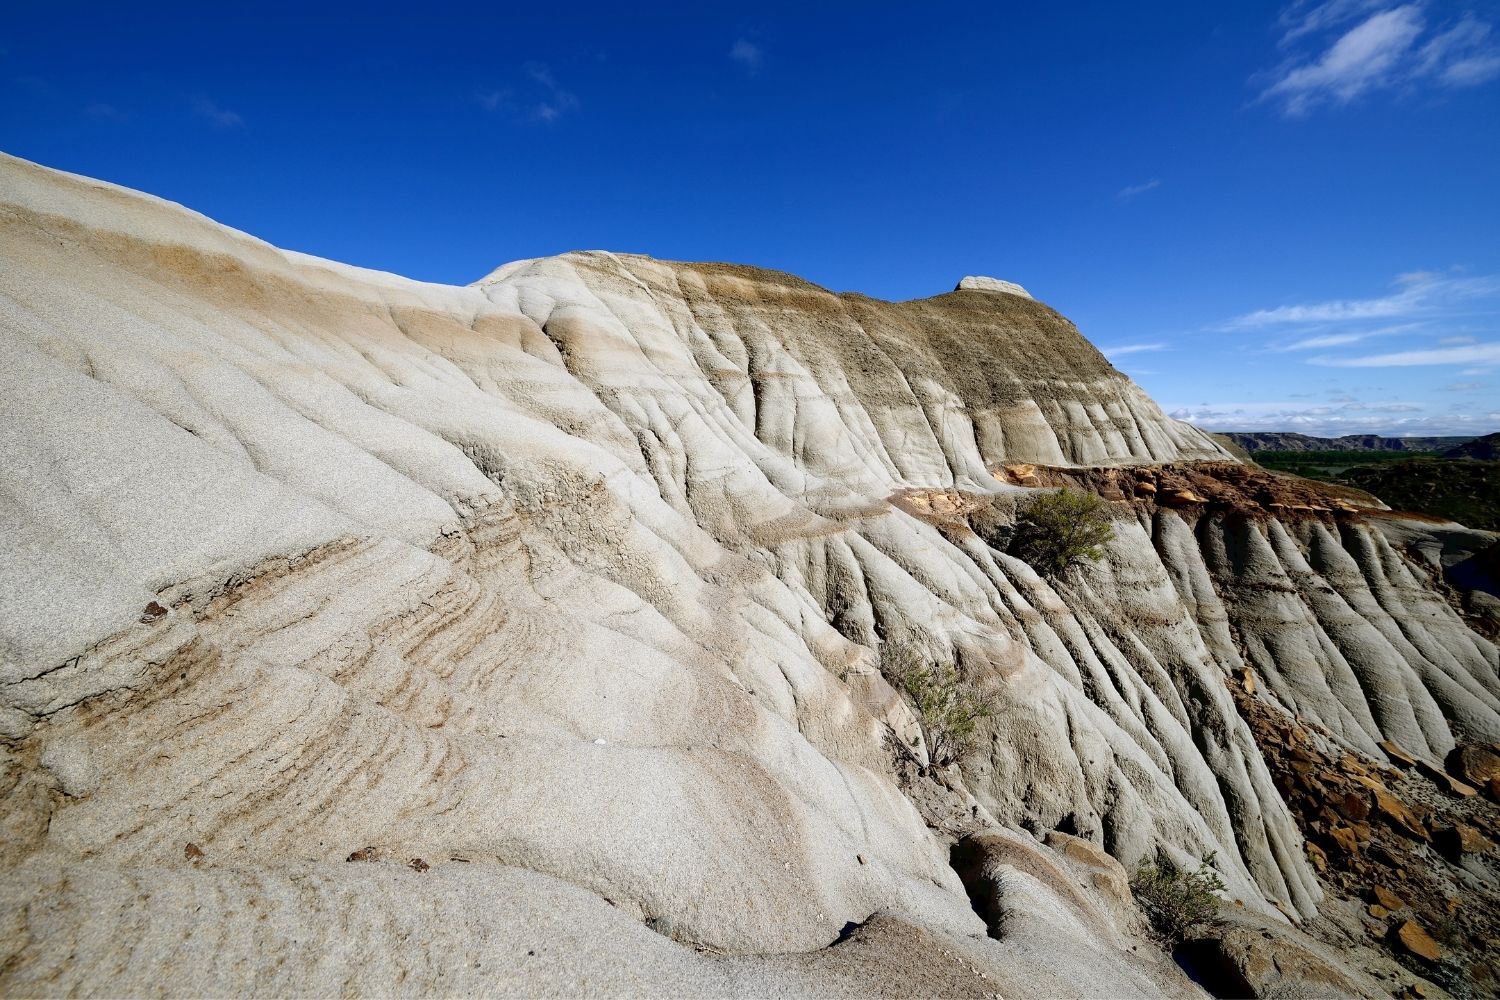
[2,152,1497,997]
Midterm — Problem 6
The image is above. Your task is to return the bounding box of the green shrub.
[1009,488,1114,577]
[1131,848,1226,945]
[889,656,992,768]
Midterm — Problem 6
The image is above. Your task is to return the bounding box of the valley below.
[1241,446,1500,534]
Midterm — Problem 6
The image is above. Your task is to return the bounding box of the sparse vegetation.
[1009,488,1114,577]
[1131,848,1226,946]
[1252,449,1443,479]
[1342,459,1500,530]
[884,646,992,768]
[1254,451,1500,530]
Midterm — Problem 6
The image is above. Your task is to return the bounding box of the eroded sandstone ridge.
[2,152,1497,998]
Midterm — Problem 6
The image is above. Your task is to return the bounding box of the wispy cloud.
[477,89,512,112]
[729,39,763,73]
[1264,4,1424,115]
[1277,0,1388,46]
[524,62,579,122]
[477,64,578,123]
[1268,324,1417,351]
[1164,395,1500,436]
[193,97,243,128]
[1117,179,1161,200]
[1102,342,1168,359]
[1442,381,1484,391]
[1272,334,1368,350]
[1418,14,1500,85]
[1221,271,1500,329]
[84,102,129,123]
[1274,332,1369,350]
[1258,3,1500,116]
[1312,342,1500,367]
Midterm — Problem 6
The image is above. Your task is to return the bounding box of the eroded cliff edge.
[1,152,1496,998]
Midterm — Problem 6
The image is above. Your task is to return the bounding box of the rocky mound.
[1445,433,1500,461]
[2,152,1498,998]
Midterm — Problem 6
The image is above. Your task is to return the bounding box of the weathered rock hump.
[956,274,1034,298]
[2,151,1497,998]
[479,252,1228,473]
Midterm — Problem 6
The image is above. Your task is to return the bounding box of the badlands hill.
[3,152,1499,999]
[1221,432,1476,454]
[1446,433,1500,461]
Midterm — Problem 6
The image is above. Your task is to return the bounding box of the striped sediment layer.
[2,152,1494,997]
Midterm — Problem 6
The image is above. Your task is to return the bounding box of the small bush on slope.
[883,647,992,768]
[1009,488,1114,577]
[1132,848,1226,946]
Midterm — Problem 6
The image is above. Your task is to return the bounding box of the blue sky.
[4,1,1498,436]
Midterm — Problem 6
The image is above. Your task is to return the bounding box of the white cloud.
[1226,287,1412,328]
[729,39,763,73]
[1165,396,1494,436]
[1277,332,1370,350]
[193,97,243,128]
[524,62,578,122]
[532,100,574,123]
[478,65,577,123]
[1417,15,1500,85]
[1277,0,1388,46]
[1221,272,1500,329]
[1259,3,1500,116]
[1439,334,1477,345]
[1102,342,1168,359]
[1439,50,1500,85]
[1263,5,1425,115]
[1442,381,1484,391]
[1117,179,1161,200]
[1311,342,1500,367]
[477,89,512,112]
[1269,324,1419,350]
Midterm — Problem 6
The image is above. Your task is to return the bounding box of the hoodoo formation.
[2,152,1498,998]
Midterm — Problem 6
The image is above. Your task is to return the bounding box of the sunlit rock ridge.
[2,152,1496,998]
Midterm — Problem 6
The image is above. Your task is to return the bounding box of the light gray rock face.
[1,152,1496,996]
[957,275,1035,298]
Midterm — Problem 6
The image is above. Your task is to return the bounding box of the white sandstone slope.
[0,151,1493,998]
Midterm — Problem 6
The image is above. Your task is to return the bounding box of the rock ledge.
[956,275,1033,298]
